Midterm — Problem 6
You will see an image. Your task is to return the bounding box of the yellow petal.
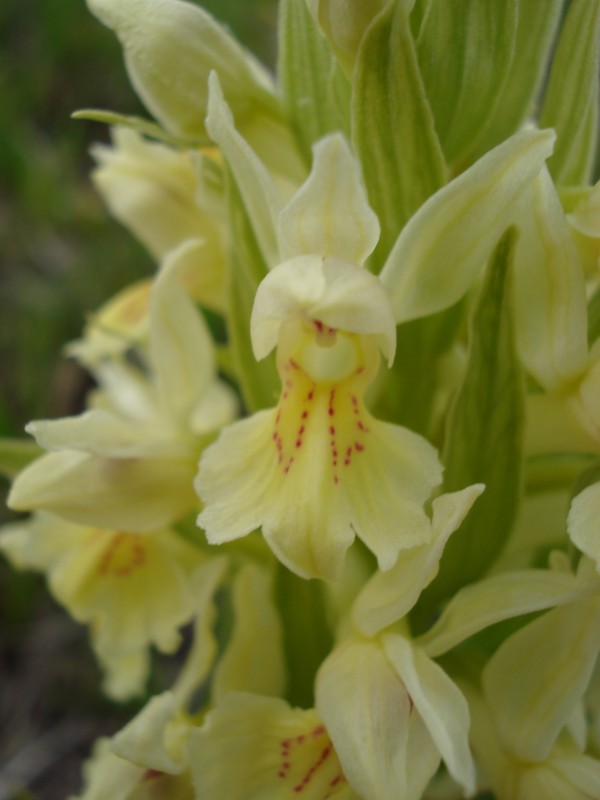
[568,482,600,569]
[382,634,475,795]
[70,737,144,800]
[482,595,600,762]
[86,0,276,140]
[316,639,439,800]
[92,128,221,262]
[189,693,353,799]
[380,128,555,323]
[197,354,441,580]
[251,255,396,364]
[352,485,484,636]
[112,692,189,774]
[9,450,198,532]
[277,134,380,264]
[212,563,286,699]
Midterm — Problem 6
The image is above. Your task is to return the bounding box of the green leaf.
[415,0,519,169]
[539,0,600,186]
[72,108,195,148]
[423,228,524,604]
[277,0,348,161]
[226,173,279,413]
[468,0,563,163]
[558,97,599,187]
[0,438,42,480]
[352,0,446,270]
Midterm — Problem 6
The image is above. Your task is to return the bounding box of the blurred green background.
[0,1,276,797]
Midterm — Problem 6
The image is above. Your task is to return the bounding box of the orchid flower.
[9,257,237,532]
[91,127,229,313]
[0,514,223,700]
[196,129,443,580]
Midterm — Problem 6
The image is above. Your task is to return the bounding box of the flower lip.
[251,254,396,365]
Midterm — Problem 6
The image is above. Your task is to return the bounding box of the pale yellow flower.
[0,513,208,699]
[196,133,442,580]
[9,258,237,532]
[91,128,228,312]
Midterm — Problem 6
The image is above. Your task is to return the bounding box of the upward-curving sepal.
[380,128,555,323]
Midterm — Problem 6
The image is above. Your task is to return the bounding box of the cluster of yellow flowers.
[3,0,600,798]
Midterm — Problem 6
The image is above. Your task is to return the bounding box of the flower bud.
[87,0,277,139]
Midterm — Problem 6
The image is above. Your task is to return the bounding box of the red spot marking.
[329,425,335,435]
[143,770,163,781]
[290,359,300,370]
[283,392,288,400]
[301,410,308,419]
[355,442,364,452]
[272,432,278,441]
[328,407,335,417]
[334,475,339,484]
[99,533,146,577]
[357,421,369,432]
[307,390,314,401]
[312,725,325,737]
[330,776,342,787]
[295,440,302,448]
[281,740,291,748]
[299,426,305,435]
[355,366,365,374]
[297,736,305,744]
[293,745,334,792]
[332,449,337,457]
[315,320,324,333]
[285,379,293,388]
[350,394,358,406]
